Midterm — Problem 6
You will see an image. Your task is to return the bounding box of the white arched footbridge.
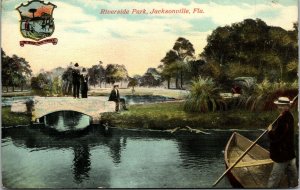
[32,96,115,124]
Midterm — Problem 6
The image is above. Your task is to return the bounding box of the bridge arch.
[32,96,115,124]
[37,110,93,126]
[37,110,93,122]
[38,109,93,118]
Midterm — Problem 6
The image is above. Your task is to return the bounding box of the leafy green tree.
[105,64,128,85]
[201,18,298,83]
[1,50,32,92]
[88,64,105,87]
[31,73,51,95]
[159,50,177,88]
[52,76,62,95]
[128,78,138,94]
[161,37,195,89]
[227,63,259,79]
[62,67,73,95]
[173,37,195,74]
[186,59,206,79]
[158,65,171,89]
[286,60,298,80]
[2,49,11,92]
[140,68,162,87]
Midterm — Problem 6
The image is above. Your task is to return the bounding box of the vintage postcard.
[1,0,299,188]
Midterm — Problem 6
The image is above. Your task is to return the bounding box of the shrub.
[184,77,226,112]
[227,63,259,79]
[241,79,298,111]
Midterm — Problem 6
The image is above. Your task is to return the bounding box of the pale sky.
[1,0,298,76]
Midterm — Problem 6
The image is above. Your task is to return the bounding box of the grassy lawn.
[101,101,299,131]
[2,107,31,126]
[2,90,33,97]
[89,87,188,99]
[2,91,298,132]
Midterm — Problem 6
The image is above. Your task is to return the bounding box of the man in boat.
[108,84,128,112]
[267,97,298,188]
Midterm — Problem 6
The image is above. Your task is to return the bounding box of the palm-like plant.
[245,79,297,111]
[184,77,226,112]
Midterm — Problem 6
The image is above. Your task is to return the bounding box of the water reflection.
[2,124,275,188]
[175,132,229,169]
[109,137,122,164]
[124,95,175,104]
[2,125,127,186]
[73,144,91,183]
[41,111,91,132]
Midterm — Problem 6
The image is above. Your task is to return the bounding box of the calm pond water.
[1,111,273,189]
[2,95,175,107]
[124,95,176,104]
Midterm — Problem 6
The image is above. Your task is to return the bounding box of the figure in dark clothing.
[108,85,128,112]
[267,97,298,188]
[231,84,241,94]
[81,68,89,98]
[72,63,81,98]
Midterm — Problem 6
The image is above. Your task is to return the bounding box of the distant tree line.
[1,49,32,92]
[158,18,298,89]
[59,63,129,95]
[31,70,62,96]
[2,18,297,95]
[181,19,298,113]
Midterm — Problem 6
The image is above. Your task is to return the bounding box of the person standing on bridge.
[267,97,298,188]
[108,85,128,112]
[72,63,81,98]
[80,68,89,98]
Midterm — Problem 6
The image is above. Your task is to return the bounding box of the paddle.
[212,95,298,187]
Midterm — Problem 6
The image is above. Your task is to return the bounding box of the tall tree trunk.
[175,74,179,89]
[180,71,183,89]
[167,79,170,89]
[67,83,70,95]
[175,71,179,89]
[280,64,283,82]
[6,86,8,92]
[12,85,15,92]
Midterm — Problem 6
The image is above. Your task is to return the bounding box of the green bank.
[2,101,298,132]
[101,101,298,131]
[2,107,31,126]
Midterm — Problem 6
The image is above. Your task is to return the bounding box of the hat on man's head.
[113,84,119,88]
[274,97,292,105]
[74,63,79,67]
[82,68,86,72]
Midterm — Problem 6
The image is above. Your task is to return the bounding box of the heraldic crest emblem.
[16,0,58,46]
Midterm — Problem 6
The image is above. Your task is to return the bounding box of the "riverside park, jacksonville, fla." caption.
[100,8,204,15]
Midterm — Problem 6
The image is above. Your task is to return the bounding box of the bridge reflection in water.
[36,111,127,183]
[2,123,128,187]
[40,111,92,132]
[3,112,270,188]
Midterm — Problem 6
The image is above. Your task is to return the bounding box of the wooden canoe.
[224,132,287,188]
